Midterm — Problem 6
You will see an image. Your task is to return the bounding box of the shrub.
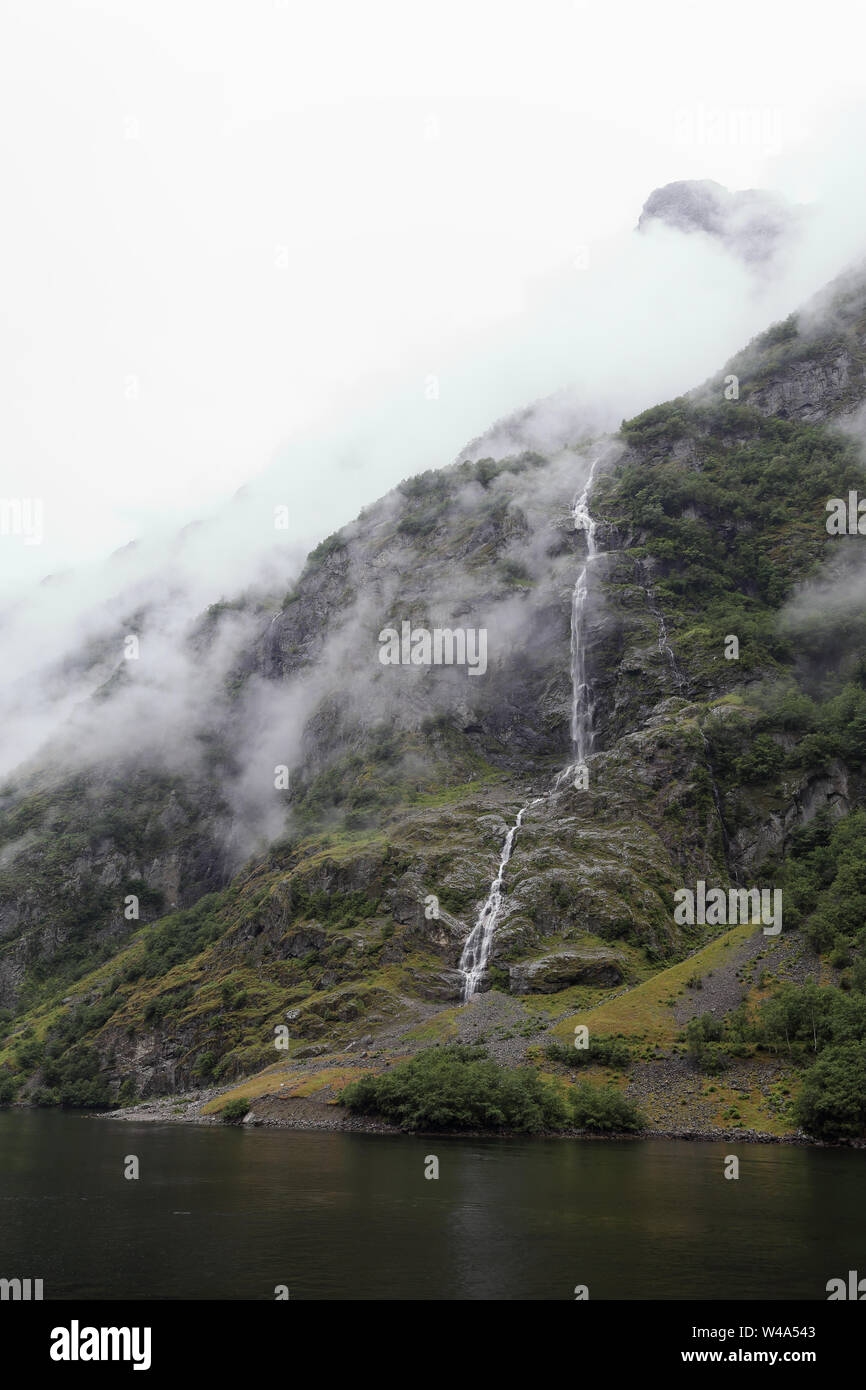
[194,1050,218,1080]
[570,1082,645,1133]
[340,1045,568,1133]
[32,1087,60,1107]
[795,1042,866,1140]
[221,1097,251,1124]
[684,1013,730,1071]
[544,1035,632,1069]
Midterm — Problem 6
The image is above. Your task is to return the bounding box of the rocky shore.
[90,1088,842,1146]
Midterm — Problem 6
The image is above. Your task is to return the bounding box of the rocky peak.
[637,178,802,265]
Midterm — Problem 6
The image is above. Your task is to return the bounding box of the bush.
[221,1097,250,1124]
[32,1087,60,1107]
[0,1076,17,1105]
[194,1050,218,1080]
[41,1041,113,1107]
[340,1045,568,1133]
[684,1013,730,1071]
[570,1082,645,1133]
[544,1035,632,1069]
[795,1042,866,1140]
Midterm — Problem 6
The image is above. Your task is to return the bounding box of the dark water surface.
[0,1110,861,1300]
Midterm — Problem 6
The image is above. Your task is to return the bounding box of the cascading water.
[458,452,605,1001]
[560,454,602,783]
[458,797,543,1003]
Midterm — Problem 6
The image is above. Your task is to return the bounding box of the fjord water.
[1,1110,863,1300]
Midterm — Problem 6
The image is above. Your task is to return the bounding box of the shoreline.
[70,1092,865,1148]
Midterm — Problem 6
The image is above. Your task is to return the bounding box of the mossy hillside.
[0,765,231,1009]
[0,680,784,1103]
[553,923,757,1046]
[200,1062,378,1116]
[6,285,866,1128]
[0,720,743,1103]
[712,275,866,418]
[0,786,533,1097]
[593,393,866,875]
[595,400,866,704]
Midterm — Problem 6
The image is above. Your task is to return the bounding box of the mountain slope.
[3,267,866,1137]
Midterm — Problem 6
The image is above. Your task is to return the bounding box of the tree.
[795,1043,866,1140]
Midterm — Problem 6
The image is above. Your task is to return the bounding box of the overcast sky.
[3,0,866,595]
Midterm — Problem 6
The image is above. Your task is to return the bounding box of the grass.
[201,1062,376,1115]
[552,923,758,1045]
[402,1008,460,1044]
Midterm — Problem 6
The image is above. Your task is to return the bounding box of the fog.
[3,0,866,852]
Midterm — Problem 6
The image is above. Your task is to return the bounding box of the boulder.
[508,948,626,994]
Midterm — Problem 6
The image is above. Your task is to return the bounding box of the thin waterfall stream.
[458,453,605,1001]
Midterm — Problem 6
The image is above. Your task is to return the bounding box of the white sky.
[2,0,866,594]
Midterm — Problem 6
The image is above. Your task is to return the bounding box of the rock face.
[508,949,625,994]
[637,179,801,265]
[2,261,866,1102]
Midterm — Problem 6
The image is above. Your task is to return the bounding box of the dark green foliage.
[117,1078,137,1106]
[780,809,866,944]
[735,734,785,784]
[755,981,866,1056]
[0,1075,17,1105]
[570,1082,645,1132]
[306,532,347,567]
[599,402,866,724]
[545,1034,632,1069]
[340,1045,569,1133]
[684,1013,732,1073]
[143,986,194,1023]
[32,1087,60,1107]
[795,1043,866,1140]
[221,1097,250,1124]
[41,1042,112,1107]
[396,471,452,537]
[129,894,227,980]
[0,767,227,1008]
[195,1050,218,1080]
[485,964,510,993]
[749,970,866,1139]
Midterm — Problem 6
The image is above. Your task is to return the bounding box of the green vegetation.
[570,1082,645,1133]
[340,1045,569,1133]
[683,1011,749,1074]
[544,1034,632,1069]
[5,296,866,1145]
[795,1043,866,1140]
[339,1045,645,1134]
[220,1097,251,1124]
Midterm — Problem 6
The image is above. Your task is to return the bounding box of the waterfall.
[458,452,605,1001]
[564,454,602,777]
[641,569,685,694]
[458,798,544,1003]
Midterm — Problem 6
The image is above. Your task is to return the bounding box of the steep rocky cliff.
[2,264,866,1135]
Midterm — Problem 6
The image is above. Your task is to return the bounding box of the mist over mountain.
[3,173,866,1149]
[638,178,805,267]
